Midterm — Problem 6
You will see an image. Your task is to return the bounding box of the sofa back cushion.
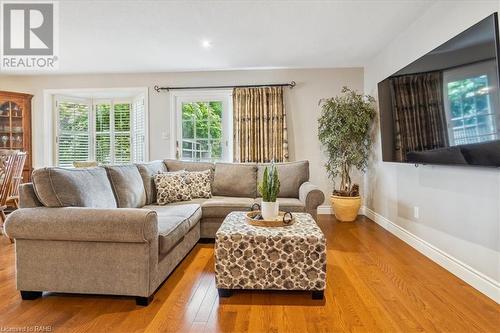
[136,160,167,205]
[257,161,309,198]
[32,167,117,208]
[212,163,257,197]
[164,159,215,172]
[105,165,146,208]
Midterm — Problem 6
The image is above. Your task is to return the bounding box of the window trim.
[169,89,233,162]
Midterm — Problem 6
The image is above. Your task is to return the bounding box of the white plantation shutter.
[56,99,91,167]
[55,93,147,166]
[132,95,146,162]
[114,102,132,164]
[95,103,111,164]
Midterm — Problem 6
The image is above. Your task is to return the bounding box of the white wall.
[0,68,364,203]
[364,1,500,298]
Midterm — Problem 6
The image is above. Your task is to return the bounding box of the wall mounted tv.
[378,13,500,167]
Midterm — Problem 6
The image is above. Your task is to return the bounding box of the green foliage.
[258,164,280,202]
[318,87,375,195]
[182,101,223,160]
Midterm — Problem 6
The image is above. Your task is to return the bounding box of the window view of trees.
[113,103,132,164]
[57,99,134,167]
[447,74,497,145]
[181,101,223,161]
[57,101,90,167]
[95,103,111,164]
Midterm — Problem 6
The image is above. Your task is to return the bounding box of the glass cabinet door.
[0,101,24,150]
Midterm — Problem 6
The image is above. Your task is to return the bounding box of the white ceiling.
[30,0,437,74]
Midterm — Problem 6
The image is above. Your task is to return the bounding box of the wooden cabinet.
[0,91,33,182]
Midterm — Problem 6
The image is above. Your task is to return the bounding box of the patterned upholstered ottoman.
[215,211,326,299]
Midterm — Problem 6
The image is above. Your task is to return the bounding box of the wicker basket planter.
[330,195,361,222]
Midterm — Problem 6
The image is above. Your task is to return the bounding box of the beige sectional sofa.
[4,159,324,305]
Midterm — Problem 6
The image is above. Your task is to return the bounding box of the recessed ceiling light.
[201,40,212,48]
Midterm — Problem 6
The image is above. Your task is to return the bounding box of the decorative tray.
[245,211,295,227]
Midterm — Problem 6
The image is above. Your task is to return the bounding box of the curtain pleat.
[233,86,288,163]
[390,72,448,161]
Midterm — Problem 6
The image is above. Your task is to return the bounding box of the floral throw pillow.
[154,171,191,205]
[185,169,212,199]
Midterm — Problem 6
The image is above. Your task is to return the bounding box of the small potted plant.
[318,87,375,222]
[258,164,280,220]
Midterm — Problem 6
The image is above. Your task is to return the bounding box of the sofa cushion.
[143,204,201,255]
[201,196,255,218]
[254,197,305,212]
[212,163,257,197]
[32,167,117,208]
[164,159,215,172]
[105,165,146,208]
[257,161,309,198]
[154,172,191,205]
[136,160,168,205]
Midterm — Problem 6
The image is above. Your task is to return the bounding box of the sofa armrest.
[299,182,325,214]
[4,207,158,243]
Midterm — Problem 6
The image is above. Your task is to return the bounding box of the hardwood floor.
[0,215,498,332]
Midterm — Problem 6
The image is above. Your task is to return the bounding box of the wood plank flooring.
[0,215,498,332]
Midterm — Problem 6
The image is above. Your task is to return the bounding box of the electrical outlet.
[413,206,420,219]
[161,132,169,140]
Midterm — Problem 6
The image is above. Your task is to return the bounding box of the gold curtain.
[233,86,289,163]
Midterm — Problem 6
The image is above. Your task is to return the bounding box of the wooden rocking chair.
[0,150,19,243]
[7,152,27,209]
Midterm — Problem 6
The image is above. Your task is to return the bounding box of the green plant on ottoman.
[318,87,375,222]
[258,164,280,220]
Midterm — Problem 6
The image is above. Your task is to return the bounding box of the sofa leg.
[136,295,154,306]
[312,290,324,300]
[218,288,232,298]
[20,291,42,300]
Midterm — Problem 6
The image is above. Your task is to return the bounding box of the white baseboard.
[363,206,500,304]
[317,205,332,215]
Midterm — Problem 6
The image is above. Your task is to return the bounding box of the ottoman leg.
[312,290,324,300]
[218,288,232,298]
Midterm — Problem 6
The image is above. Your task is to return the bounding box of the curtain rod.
[153,81,296,92]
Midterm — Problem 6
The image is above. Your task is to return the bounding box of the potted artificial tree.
[318,87,375,222]
[258,164,280,220]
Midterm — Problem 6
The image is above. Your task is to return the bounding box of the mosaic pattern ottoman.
[215,211,327,299]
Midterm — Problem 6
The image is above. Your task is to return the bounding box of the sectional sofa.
[4,159,324,305]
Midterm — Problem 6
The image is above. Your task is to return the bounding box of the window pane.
[180,100,225,162]
[182,103,195,121]
[58,133,90,167]
[182,120,194,139]
[210,140,222,160]
[57,101,90,167]
[132,97,146,163]
[58,102,89,132]
[115,134,131,164]
[96,134,111,164]
[114,103,131,132]
[195,120,209,139]
[96,104,110,132]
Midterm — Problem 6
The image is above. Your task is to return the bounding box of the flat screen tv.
[378,13,500,167]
